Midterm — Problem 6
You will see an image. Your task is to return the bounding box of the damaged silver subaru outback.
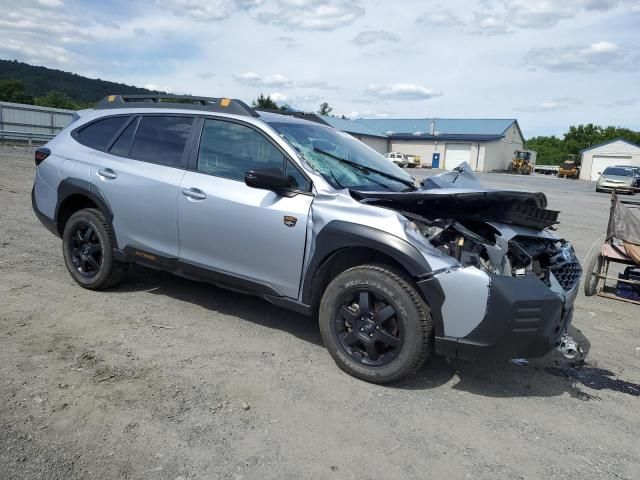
[32,95,582,384]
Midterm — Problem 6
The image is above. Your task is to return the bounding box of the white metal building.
[321,116,533,172]
[579,138,640,181]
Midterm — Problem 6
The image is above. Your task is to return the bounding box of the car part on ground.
[32,95,582,383]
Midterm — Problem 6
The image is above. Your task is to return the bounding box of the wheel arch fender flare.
[55,178,114,236]
[300,220,432,305]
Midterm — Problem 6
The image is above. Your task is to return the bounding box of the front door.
[177,118,313,299]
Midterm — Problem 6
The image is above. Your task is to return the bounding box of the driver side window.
[198,119,284,181]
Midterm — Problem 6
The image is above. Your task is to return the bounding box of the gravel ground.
[1,145,639,480]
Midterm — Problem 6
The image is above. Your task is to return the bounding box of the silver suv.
[32,95,582,383]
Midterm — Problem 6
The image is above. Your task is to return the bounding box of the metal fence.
[0,101,76,144]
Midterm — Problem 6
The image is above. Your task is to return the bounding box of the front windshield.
[603,167,632,177]
[269,122,414,191]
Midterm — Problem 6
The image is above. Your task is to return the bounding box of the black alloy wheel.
[69,222,103,277]
[333,289,403,367]
[62,208,126,290]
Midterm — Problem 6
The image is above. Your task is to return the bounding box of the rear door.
[84,114,194,257]
[177,117,313,299]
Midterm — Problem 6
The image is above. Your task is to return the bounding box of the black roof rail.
[255,108,330,126]
[95,94,260,117]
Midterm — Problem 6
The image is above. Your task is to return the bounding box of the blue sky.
[1,0,639,137]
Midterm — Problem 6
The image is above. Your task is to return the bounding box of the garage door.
[590,156,632,181]
[445,144,471,170]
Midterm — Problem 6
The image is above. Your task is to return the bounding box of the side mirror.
[245,168,294,193]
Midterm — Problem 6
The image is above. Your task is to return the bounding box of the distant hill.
[0,59,160,105]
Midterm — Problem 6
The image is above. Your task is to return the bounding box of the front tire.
[62,208,126,290]
[318,265,433,383]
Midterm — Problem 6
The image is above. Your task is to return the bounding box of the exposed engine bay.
[352,164,582,291]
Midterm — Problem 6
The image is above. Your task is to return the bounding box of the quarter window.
[130,116,194,168]
[75,116,129,151]
[197,119,285,181]
[109,117,139,157]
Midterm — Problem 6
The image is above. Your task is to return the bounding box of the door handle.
[97,168,117,180]
[181,187,206,200]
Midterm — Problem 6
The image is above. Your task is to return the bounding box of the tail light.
[35,147,50,166]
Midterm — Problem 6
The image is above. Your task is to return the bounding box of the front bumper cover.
[420,274,576,361]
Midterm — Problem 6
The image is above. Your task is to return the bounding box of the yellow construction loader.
[557,154,581,179]
[508,150,533,175]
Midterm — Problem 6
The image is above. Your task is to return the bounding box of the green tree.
[34,90,78,109]
[318,102,333,116]
[251,93,280,110]
[0,78,34,104]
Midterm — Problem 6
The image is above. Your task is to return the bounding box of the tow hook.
[558,334,584,361]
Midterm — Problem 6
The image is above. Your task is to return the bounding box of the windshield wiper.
[313,147,415,190]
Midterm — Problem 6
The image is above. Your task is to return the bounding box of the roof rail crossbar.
[96,94,260,117]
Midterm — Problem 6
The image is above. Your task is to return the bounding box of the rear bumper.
[421,274,576,361]
[32,185,59,237]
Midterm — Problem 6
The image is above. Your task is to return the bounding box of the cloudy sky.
[2,0,639,137]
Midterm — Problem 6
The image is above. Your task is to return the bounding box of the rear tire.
[318,264,432,384]
[583,252,603,296]
[62,208,126,290]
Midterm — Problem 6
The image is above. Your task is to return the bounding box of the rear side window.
[75,116,129,150]
[109,117,139,157]
[130,116,194,168]
[197,119,285,181]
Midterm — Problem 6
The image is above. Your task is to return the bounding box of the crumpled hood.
[351,162,559,230]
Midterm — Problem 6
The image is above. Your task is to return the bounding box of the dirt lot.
[1,145,639,480]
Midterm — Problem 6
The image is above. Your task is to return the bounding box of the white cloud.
[155,0,263,21]
[351,30,398,46]
[233,72,335,90]
[270,92,288,102]
[473,0,624,33]
[416,10,463,27]
[143,83,173,92]
[367,84,442,101]
[473,11,513,34]
[234,72,292,87]
[515,98,582,112]
[258,0,363,30]
[525,41,631,71]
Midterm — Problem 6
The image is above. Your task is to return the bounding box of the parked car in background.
[404,154,421,168]
[384,152,407,168]
[596,166,638,194]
